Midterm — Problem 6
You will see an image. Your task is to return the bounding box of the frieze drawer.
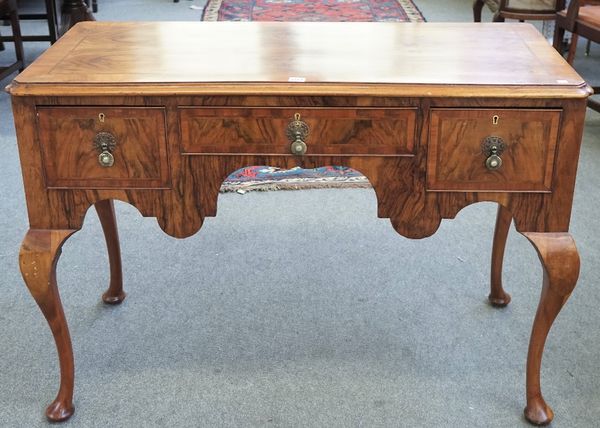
[426,108,561,192]
[37,107,170,189]
[179,107,417,156]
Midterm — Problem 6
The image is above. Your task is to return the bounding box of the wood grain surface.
[37,107,170,188]
[521,232,580,426]
[19,229,77,422]
[179,107,416,155]
[12,95,588,239]
[427,108,561,191]
[6,22,591,98]
[489,205,513,307]
[94,199,125,304]
[7,21,592,426]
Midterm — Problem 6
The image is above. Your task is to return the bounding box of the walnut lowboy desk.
[7,22,591,425]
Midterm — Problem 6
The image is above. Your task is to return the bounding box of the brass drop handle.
[286,113,309,156]
[98,151,114,168]
[93,132,117,168]
[485,146,502,170]
[481,136,506,171]
[291,139,307,155]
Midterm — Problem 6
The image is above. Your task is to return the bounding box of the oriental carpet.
[202,0,425,22]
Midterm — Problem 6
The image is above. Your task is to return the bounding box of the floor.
[0,1,599,427]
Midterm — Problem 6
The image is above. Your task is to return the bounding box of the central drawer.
[179,107,417,156]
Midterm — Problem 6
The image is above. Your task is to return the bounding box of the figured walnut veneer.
[427,108,561,192]
[7,22,591,426]
[37,106,169,188]
[179,107,417,156]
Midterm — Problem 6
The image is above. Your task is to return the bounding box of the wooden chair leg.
[94,199,125,304]
[489,204,512,307]
[521,232,580,426]
[59,0,95,36]
[45,0,59,43]
[19,229,77,422]
[473,0,485,22]
[553,23,566,53]
[567,33,578,64]
[8,2,24,71]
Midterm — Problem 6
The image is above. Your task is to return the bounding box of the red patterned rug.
[202,0,425,22]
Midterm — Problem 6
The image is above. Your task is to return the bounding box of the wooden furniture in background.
[0,0,24,81]
[561,0,600,63]
[6,22,590,426]
[473,0,565,21]
[555,0,600,112]
[57,0,94,34]
[3,0,95,46]
[14,0,59,43]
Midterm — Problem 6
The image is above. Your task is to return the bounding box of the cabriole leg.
[489,204,512,307]
[19,229,77,422]
[521,232,580,426]
[95,200,125,304]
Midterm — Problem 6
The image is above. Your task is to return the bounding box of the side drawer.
[37,107,170,189]
[179,107,417,156]
[427,108,561,192]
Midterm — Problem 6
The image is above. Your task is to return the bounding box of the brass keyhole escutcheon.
[93,132,117,167]
[481,136,506,171]
[286,113,309,155]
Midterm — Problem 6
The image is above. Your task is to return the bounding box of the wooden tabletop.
[7,21,591,97]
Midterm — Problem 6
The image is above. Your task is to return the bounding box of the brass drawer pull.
[93,131,117,167]
[482,136,506,171]
[286,113,309,155]
[486,148,502,170]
